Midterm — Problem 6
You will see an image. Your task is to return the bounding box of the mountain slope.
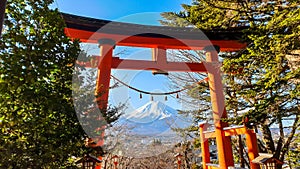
[119,101,190,135]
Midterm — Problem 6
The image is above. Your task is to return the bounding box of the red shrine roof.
[61,13,248,51]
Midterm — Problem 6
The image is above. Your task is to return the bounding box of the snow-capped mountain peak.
[124,101,176,123]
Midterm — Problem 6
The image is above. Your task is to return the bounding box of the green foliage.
[162,0,300,166]
[0,1,124,167]
[0,0,84,168]
[286,131,300,168]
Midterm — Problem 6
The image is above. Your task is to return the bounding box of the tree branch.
[280,113,300,161]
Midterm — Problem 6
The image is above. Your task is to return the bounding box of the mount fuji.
[107,101,192,158]
[119,101,191,136]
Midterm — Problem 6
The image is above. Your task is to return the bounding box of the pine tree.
[161,1,300,168]
[0,0,123,167]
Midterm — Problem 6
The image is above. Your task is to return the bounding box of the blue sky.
[54,0,192,112]
[55,0,191,22]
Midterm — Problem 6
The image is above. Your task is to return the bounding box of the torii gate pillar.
[95,39,115,110]
[205,46,234,168]
[94,39,115,169]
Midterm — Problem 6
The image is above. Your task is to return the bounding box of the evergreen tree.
[285,129,300,168]
[0,0,85,168]
[0,0,123,168]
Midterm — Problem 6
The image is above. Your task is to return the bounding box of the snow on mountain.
[124,101,175,123]
[119,101,191,135]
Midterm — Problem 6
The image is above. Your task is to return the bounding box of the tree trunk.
[279,113,299,161]
[261,123,275,153]
[0,0,7,37]
[238,135,245,168]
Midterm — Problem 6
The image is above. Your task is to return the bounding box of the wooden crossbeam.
[77,56,208,72]
[62,12,248,52]
[202,125,255,139]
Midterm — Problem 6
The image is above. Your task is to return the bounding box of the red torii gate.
[62,13,259,169]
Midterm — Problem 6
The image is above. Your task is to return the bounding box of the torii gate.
[62,13,259,169]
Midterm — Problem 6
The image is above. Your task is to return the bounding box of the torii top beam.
[61,13,247,51]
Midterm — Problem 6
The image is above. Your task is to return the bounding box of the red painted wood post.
[245,128,260,169]
[205,45,234,168]
[151,47,168,75]
[199,122,210,169]
[95,39,115,169]
[95,39,115,109]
